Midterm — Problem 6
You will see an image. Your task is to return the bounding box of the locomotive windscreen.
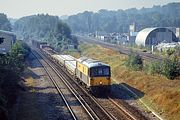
[90,66,110,77]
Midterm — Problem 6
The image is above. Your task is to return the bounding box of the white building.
[135,28,177,47]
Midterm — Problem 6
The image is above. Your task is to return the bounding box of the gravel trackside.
[13,53,73,120]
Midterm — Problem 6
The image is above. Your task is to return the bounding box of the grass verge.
[68,43,180,120]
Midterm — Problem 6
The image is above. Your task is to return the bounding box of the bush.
[145,61,161,74]
[161,57,180,79]
[175,46,180,56]
[0,40,30,119]
[166,48,175,56]
[146,56,180,79]
[125,52,143,70]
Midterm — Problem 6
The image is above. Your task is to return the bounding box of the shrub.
[161,56,180,79]
[145,61,161,74]
[0,40,30,120]
[166,48,175,56]
[175,46,180,56]
[125,52,143,70]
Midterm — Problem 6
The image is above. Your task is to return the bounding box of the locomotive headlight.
[100,82,102,85]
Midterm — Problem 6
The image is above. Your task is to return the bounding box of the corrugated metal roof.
[135,28,158,46]
[135,27,178,46]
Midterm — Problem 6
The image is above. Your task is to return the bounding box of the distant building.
[129,23,140,44]
[135,28,177,47]
[166,27,180,41]
[176,28,180,38]
[95,31,107,40]
[129,23,136,33]
[166,27,176,35]
[0,30,16,54]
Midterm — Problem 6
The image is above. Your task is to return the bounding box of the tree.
[0,13,12,31]
[0,41,30,120]
[125,52,143,70]
[66,2,180,33]
[14,14,76,52]
[161,56,180,79]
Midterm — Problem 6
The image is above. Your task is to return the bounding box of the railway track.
[35,49,116,120]
[76,35,163,62]
[32,49,96,120]
[37,48,147,120]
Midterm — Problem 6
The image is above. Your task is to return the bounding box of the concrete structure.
[129,23,136,33]
[135,28,177,47]
[176,28,180,38]
[0,30,16,54]
[129,23,140,44]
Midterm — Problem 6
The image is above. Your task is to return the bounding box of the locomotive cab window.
[90,66,110,77]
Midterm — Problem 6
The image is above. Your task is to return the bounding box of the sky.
[0,0,179,18]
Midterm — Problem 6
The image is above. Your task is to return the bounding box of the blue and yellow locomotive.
[76,57,111,93]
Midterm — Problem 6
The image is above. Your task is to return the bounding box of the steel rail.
[38,48,147,120]
[35,49,97,120]
[42,51,129,120]
[32,50,78,120]
[108,97,137,120]
[40,49,117,120]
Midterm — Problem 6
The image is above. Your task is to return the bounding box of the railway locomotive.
[35,41,111,94]
[76,57,111,93]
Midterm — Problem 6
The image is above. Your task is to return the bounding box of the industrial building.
[135,28,177,47]
[0,30,16,54]
[129,23,137,44]
[176,28,180,39]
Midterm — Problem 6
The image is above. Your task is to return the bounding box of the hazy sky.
[0,0,179,18]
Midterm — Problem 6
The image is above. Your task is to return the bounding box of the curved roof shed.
[135,28,177,47]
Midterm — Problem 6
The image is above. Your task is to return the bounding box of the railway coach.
[52,54,77,75]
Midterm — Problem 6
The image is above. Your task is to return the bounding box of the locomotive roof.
[78,57,109,68]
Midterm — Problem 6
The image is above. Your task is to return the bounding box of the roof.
[78,57,109,68]
[0,30,16,36]
[135,27,177,46]
[135,28,158,46]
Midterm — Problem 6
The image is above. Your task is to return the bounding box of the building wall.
[0,32,16,54]
[146,31,174,46]
[156,31,172,43]
[176,28,180,38]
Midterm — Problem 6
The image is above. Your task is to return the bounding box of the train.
[33,41,111,94]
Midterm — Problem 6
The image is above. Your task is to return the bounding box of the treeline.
[0,41,30,120]
[0,13,12,31]
[66,2,180,33]
[13,14,78,51]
